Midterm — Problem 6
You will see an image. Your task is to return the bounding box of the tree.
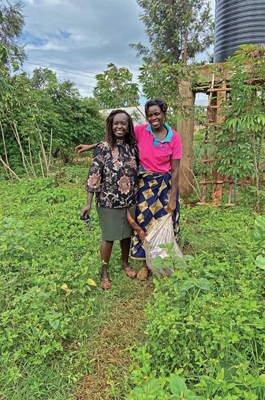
[0,66,104,177]
[0,0,26,66]
[93,63,140,108]
[130,0,214,64]
[30,67,56,89]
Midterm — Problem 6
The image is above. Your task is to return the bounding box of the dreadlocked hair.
[145,98,168,116]
[105,109,136,149]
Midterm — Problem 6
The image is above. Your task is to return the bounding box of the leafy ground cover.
[0,166,153,399]
[1,165,265,399]
[126,205,265,399]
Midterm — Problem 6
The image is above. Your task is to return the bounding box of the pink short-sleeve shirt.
[134,124,182,173]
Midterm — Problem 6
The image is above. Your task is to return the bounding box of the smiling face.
[146,105,165,130]
[112,113,129,140]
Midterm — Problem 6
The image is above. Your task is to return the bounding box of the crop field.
[0,165,265,400]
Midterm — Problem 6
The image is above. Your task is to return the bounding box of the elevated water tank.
[214,0,265,63]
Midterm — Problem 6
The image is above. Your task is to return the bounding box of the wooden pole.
[0,156,21,181]
[48,129,53,173]
[0,122,12,181]
[39,153,45,178]
[28,138,37,179]
[212,85,227,205]
[201,75,215,202]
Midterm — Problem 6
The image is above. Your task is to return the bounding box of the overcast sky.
[13,0,215,105]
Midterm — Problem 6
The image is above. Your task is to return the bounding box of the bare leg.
[120,237,131,269]
[120,237,137,279]
[101,240,113,280]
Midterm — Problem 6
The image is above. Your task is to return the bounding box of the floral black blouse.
[86,140,138,208]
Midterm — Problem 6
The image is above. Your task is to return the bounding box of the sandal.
[121,266,137,279]
[137,267,152,281]
[101,277,111,290]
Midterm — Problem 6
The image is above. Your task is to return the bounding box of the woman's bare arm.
[75,143,98,153]
[168,159,180,214]
[80,192,94,219]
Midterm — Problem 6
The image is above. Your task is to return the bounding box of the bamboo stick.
[202,158,215,163]
[199,180,234,184]
[206,88,232,92]
[28,138,37,179]
[0,122,12,181]
[12,123,31,179]
[180,162,202,202]
[0,156,21,181]
[35,123,49,176]
[228,181,233,205]
[48,129,53,173]
[39,153,45,177]
[196,202,235,207]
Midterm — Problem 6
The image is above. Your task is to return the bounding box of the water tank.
[214,0,265,63]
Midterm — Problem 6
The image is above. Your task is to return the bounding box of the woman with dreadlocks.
[80,110,139,290]
[77,98,182,281]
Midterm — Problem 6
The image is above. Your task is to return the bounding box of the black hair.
[105,109,135,149]
[145,98,168,117]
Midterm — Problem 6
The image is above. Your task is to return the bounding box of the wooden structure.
[196,78,235,206]
[177,65,235,205]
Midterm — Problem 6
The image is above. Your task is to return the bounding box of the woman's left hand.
[168,198,176,214]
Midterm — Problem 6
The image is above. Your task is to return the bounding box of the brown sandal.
[137,267,152,281]
[101,278,111,290]
[121,266,137,279]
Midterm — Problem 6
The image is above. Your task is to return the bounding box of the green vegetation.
[0,1,26,66]
[0,166,152,399]
[130,0,214,64]
[126,205,265,400]
[0,64,105,178]
[1,165,264,399]
[93,63,140,109]
[206,44,265,210]
[1,8,264,397]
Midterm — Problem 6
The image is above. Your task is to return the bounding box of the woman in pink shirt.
[75,98,182,281]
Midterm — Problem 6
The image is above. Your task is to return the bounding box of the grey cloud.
[13,0,214,105]
[14,0,148,97]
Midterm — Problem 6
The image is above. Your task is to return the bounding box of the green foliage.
[0,169,148,398]
[0,179,97,396]
[30,67,56,89]
[194,106,206,126]
[0,1,26,65]
[206,44,265,208]
[0,65,104,175]
[254,215,265,270]
[130,0,214,64]
[93,63,140,108]
[138,62,198,126]
[127,205,265,399]
[126,374,202,400]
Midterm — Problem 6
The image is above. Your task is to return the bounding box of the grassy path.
[75,281,153,400]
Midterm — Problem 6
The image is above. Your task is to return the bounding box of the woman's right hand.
[75,144,91,154]
[80,204,91,219]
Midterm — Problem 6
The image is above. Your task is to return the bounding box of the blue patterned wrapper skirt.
[131,171,180,260]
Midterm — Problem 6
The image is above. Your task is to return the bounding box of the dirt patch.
[75,283,153,400]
